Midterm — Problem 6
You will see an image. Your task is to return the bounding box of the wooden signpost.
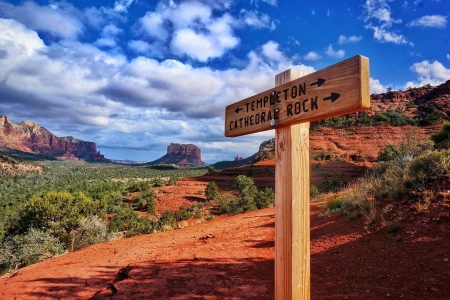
[224,55,370,299]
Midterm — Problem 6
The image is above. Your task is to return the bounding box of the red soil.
[1,171,450,299]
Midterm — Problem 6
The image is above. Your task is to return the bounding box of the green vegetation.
[219,175,275,215]
[320,123,450,228]
[431,121,450,149]
[0,161,207,274]
[311,109,443,130]
[205,181,219,201]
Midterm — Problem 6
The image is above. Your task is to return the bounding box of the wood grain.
[225,55,370,137]
[275,70,310,300]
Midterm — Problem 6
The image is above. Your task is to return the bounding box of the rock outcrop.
[0,116,108,161]
[148,143,206,167]
[167,143,202,162]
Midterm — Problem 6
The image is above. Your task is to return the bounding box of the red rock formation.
[0,116,108,161]
[167,143,202,161]
[148,143,206,167]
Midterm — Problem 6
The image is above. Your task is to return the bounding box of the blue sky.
[0,0,449,163]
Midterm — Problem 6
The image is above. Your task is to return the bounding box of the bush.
[152,177,165,187]
[408,150,450,184]
[176,206,193,221]
[310,183,320,197]
[218,197,241,215]
[108,206,154,236]
[73,215,117,251]
[143,191,156,214]
[205,181,219,201]
[159,210,177,229]
[326,195,346,211]
[431,121,450,149]
[0,228,64,274]
[10,191,106,243]
[255,187,275,209]
[234,175,257,197]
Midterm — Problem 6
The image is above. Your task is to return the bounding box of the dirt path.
[1,200,449,299]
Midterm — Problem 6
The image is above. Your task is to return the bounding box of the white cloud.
[447,54,450,60]
[363,0,409,45]
[170,15,239,62]
[137,1,255,61]
[370,78,386,94]
[303,51,322,61]
[0,1,84,39]
[239,9,276,30]
[404,60,450,88]
[114,0,135,13]
[338,35,362,44]
[94,24,124,48]
[407,15,447,28]
[326,45,345,58]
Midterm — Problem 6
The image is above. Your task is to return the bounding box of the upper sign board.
[225,55,370,137]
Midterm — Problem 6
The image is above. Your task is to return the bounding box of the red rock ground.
[1,177,450,299]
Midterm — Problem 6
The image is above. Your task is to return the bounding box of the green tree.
[431,121,450,149]
[205,181,219,201]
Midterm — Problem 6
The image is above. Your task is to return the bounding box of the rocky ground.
[1,169,449,300]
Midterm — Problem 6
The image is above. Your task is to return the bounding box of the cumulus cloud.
[370,78,386,94]
[404,60,450,88]
[338,35,362,44]
[326,45,345,58]
[0,1,84,39]
[407,15,447,28]
[94,24,124,48]
[363,0,408,45]
[303,51,322,61]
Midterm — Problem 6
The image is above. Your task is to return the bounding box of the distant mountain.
[0,116,108,162]
[146,143,206,167]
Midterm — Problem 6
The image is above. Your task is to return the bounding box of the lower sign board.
[225,55,370,137]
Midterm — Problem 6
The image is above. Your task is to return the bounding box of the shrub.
[255,187,275,209]
[234,175,257,197]
[109,206,154,236]
[73,215,117,251]
[159,210,177,230]
[408,150,450,184]
[0,228,64,274]
[10,191,105,243]
[176,206,193,221]
[205,181,219,201]
[310,183,320,198]
[326,195,346,211]
[143,191,156,214]
[152,177,165,187]
[218,197,241,215]
[431,121,450,149]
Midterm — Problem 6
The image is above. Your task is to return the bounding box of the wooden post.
[275,70,310,299]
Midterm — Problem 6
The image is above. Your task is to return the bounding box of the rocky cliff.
[147,143,206,167]
[0,116,108,161]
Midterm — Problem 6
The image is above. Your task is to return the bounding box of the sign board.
[225,55,370,137]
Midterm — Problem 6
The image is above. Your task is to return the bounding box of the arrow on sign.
[235,107,243,113]
[310,78,326,87]
[323,92,340,103]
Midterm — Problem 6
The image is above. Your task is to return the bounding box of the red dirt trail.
[1,198,449,300]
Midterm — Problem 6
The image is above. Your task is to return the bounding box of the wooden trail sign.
[224,55,370,300]
[225,55,370,137]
